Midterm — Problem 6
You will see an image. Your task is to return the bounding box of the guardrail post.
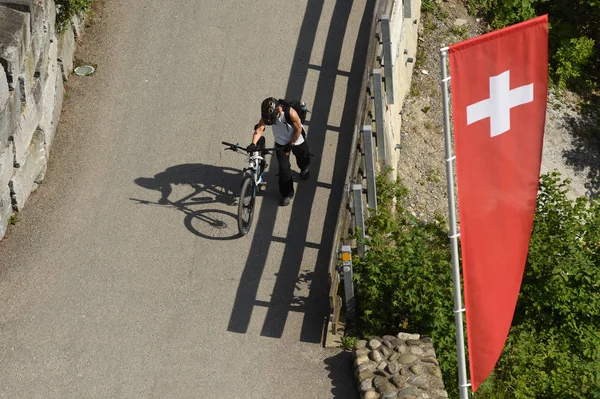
[329,269,342,334]
[352,184,366,256]
[404,0,412,19]
[372,69,386,161]
[340,246,355,321]
[362,125,378,211]
[380,16,395,105]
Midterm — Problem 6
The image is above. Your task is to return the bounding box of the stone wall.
[0,0,82,238]
[353,333,449,399]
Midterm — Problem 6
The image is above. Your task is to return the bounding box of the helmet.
[261,97,279,125]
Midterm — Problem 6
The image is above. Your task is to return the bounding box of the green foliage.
[352,167,460,397]
[421,0,435,13]
[8,214,18,225]
[450,24,469,40]
[353,170,599,398]
[56,0,94,33]
[554,36,596,90]
[340,334,358,351]
[476,172,600,398]
[467,0,600,94]
[477,0,539,30]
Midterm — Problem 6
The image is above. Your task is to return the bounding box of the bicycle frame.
[222,141,280,236]
[244,151,266,188]
[221,141,278,187]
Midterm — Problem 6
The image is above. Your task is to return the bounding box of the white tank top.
[272,111,305,146]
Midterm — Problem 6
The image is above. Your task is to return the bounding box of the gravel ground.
[397,0,599,223]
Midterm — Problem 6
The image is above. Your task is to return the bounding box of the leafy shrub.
[353,170,600,398]
[421,0,435,13]
[477,172,600,398]
[466,0,538,29]
[466,0,599,94]
[56,0,94,33]
[352,167,460,397]
[553,36,596,90]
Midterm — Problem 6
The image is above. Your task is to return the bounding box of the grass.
[423,18,438,35]
[340,334,357,350]
[421,0,435,13]
[450,25,469,40]
[409,85,421,98]
[426,169,441,183]
[414,46,427,71]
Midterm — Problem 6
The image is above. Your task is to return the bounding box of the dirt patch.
[397,0,599,222]
[397,0,486,220]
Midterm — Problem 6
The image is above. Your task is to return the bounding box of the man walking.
[247,97,310,206]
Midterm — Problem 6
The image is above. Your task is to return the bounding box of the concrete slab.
[12,95,40,167]
[0,188,12,238]
[39,42,62,153]
[0,63,8,107]
[0,5,30,86]
[57,24,74,81]
[0,141,13,189]
[0,89,20,149]
[9,128,45,209]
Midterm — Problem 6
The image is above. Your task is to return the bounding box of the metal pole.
[352,184,366,256]
[340,245,355,321]
[362,125,378,211]
[380,16,395,105]
[372,69,387,161]
[440,47,470,399]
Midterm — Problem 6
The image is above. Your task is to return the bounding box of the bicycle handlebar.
[221,141,280,153]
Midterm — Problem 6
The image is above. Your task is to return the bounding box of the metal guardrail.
[328,0,396,337]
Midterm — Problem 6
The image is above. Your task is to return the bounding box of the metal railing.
[328,0,399,336]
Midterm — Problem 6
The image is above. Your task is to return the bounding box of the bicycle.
[222,140,279,236]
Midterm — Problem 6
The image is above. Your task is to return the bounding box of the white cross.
[466,70,534,137]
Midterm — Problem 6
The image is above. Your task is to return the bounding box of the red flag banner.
[448,15,548,391]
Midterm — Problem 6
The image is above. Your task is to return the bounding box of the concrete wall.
[383,0,421,180]
[0,0,82,238]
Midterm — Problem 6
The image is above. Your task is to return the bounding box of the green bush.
[56,0,94,33]
[466,0,600,95]
[465,0,537,29]
[476,172,600,398]
[353,170,600,398]
[553,36,596,90]
[421,0,435,13]
[352,167,460,397]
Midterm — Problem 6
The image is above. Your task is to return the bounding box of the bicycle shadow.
[132,163,261,240]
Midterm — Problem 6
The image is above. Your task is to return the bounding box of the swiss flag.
[449,15,549,391]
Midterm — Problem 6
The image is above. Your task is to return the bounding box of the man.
[247,97,310,206]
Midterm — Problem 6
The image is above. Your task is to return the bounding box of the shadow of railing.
[227,0,376,343]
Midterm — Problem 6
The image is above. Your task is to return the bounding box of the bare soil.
[397,0,599,223]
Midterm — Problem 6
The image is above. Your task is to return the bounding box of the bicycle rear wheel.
[237,175,256,236]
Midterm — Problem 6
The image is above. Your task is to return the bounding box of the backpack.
[278,99,310,125]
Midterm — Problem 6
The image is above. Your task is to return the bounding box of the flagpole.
[440,47,470,399]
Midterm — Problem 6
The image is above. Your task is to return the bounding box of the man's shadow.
[132,163,263,240]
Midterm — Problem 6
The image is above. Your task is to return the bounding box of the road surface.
[0,1,374,397]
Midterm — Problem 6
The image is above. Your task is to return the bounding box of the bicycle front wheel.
[237,175,256,236]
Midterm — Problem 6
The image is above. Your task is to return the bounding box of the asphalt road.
[0,1,373,397]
